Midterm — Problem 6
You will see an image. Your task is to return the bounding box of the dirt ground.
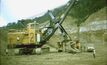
[0,42,107,65]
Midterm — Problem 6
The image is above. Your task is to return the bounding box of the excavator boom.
[39,0,76,46]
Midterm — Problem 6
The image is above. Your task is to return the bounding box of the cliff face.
[46,7,107,47]
[79,7,107,42]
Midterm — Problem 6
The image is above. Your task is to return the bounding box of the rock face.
[42,7,107,48]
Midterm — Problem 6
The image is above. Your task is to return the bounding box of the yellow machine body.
[8,23,41,48]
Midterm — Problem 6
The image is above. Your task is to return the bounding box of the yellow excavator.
[7,0,78,54]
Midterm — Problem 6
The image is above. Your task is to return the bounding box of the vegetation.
[6,19,33,29]
[69,0,106,26]
[3,0,106,30]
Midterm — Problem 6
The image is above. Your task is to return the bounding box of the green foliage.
[69,0,106,25]
[52,5,66,17]
[34,12,50,23]
[5,0,106,29]
[6,19,33,29]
